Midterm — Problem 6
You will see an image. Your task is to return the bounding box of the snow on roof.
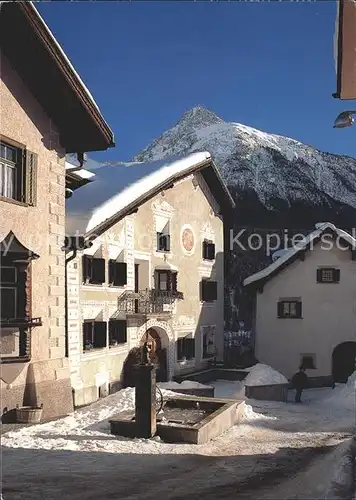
[271,248,289,262]
[66,152,213,236]
[244,222,356,286]
[29,3,108,122]
[65,161,95,180]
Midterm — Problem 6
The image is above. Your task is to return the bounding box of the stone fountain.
[109,343,245,444]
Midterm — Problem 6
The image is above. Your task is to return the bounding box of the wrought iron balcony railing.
[116,289,183,316]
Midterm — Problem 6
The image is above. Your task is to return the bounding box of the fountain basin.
[109,395,245,444]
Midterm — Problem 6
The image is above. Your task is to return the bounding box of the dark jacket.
[292,371,308,390]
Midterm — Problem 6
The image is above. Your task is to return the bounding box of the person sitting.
[291,366,309,403]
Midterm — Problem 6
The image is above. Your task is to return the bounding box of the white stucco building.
[244,223,356,386]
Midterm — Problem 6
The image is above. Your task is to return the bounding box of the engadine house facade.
[65,152,235,406]
[0,2,114,421]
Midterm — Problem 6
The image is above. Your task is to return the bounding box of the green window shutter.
[94,321,107,348]
[24,150,38,206]
[116,263,127,286]
[82,255,92,283]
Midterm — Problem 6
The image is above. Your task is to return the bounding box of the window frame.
[0,139,37,206]
[176,333,195,361]
[200,279,218,302]
[82,320,107,351]
[277,300,302,319]
[82,255,106,285]
[0,259,36,363]
[108,260,127,287]
[108,319,127,346]
[155,270,177,292]
[156,232,171,252]
[202,239,215,261]
[316,268,340,284]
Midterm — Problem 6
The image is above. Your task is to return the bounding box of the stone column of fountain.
[133,342,157,438]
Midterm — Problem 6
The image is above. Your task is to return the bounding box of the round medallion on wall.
[181,226,195,253]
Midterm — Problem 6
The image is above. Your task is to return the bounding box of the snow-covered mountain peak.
[176,105,223,128]
[133,107,356,218]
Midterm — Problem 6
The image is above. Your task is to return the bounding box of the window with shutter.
[0,141,22,202]
[0,258,31,358]
[157,233,170,252]
[109,261,127,287]
[83,321,110,350]
[176,333,195,360]
[317,268,340,283]
[201,280,217,302]
[82,256,105,285]
[203,240,215,260]
[277,300,302,318]
[109,320,127,346]
[156,271,168,291]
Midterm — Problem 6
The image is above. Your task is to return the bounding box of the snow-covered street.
[1,378,355,500]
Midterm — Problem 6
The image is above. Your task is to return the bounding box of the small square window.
[200,279,217,302]
[202,240,215,260]
[317,268,340,283]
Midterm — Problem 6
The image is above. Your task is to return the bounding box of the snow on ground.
[243,363,288,386]
[2,375,354,455]
[1,384,271,455]
[2,374,355,499]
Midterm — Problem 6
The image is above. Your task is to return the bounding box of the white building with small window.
[65,152,234,406]
[244,222,356,386]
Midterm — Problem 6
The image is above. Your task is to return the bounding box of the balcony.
[116,289,183,316]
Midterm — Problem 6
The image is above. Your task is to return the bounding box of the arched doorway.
[140,328,167,382]
[332,342,356,383]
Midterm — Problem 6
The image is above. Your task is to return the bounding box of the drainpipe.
[65,249,78,358]
[65,152,88,174]
[64,236,93,357]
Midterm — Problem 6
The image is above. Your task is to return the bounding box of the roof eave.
[1,2,114,153]
[243,225,356,288]
[24,2,115,150]
[74,157,214,239]
[204,159,236,210]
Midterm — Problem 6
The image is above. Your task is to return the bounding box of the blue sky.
[37,1,355,162]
